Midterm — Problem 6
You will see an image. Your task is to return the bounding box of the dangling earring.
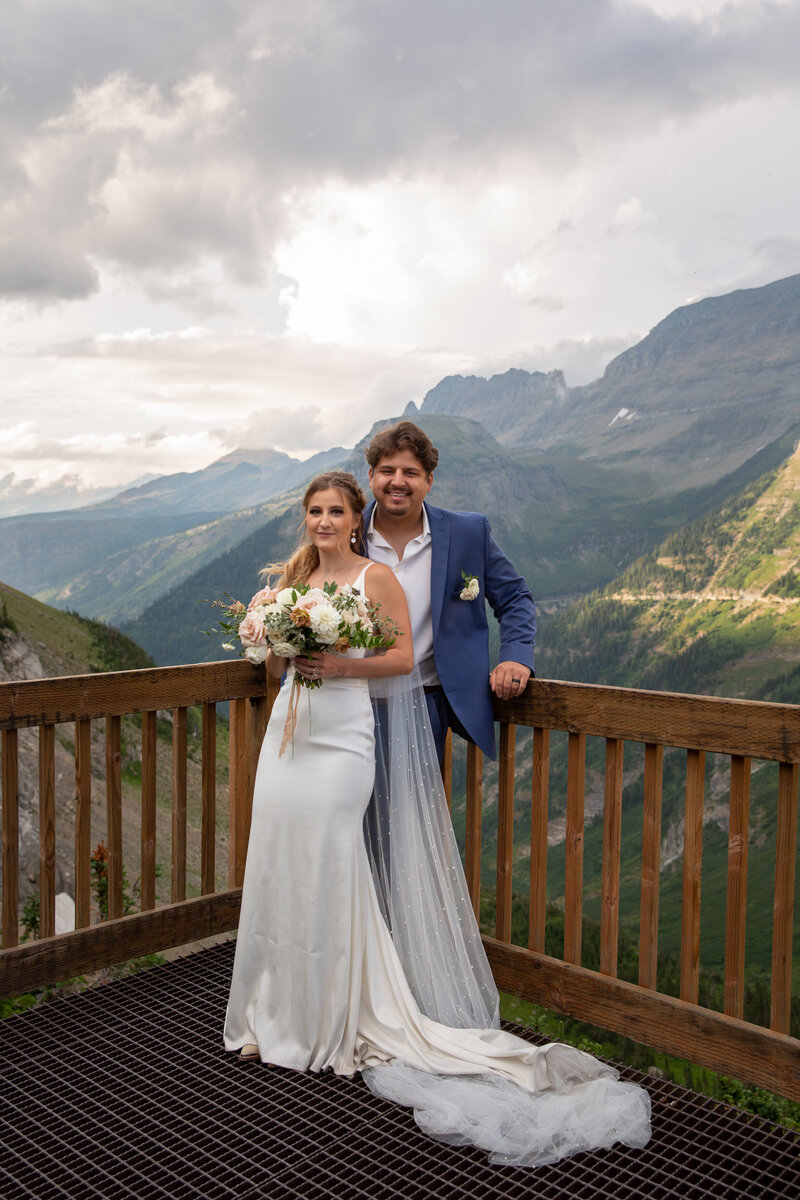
[350,530,358,546]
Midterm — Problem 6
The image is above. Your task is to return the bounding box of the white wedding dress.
[224,566,650,1167]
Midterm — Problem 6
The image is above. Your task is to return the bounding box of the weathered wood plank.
[105,716,123,921]
[0,660,267,730]
[465,743,483,921]
[171,707,187,904]
[201,703,216,896]
[495,723,515,943]
[483,938,800,1103]
[140,711,157,912]
[680,749,705,1004]
[38,725,56,939]
[228,697,250,889]
[724,755,750,1020]
[771,762,798,1034]
[1,729,19,948]
[74,719,92,930]
[0,891,243,998]
[528,728,549,954]
[564,731,585,965]
[639,742,663,990]
[495,679,800,762]
[600,738,624,977]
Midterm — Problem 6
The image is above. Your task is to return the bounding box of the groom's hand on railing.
[490,661,531,701]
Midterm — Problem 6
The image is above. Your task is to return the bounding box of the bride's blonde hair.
[263,471,367,588]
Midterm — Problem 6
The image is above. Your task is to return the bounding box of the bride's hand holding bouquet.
[211,580,398,686]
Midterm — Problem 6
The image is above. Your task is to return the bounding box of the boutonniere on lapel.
[459,571,480,601]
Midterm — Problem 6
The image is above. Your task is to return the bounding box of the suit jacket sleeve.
[482,519,536,671]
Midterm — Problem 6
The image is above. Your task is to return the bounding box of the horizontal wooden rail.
[1,663,796,1109]
[484,938,800,1103]
[0,891,242,998]
[495,678,800,761]
[0,660,267,731]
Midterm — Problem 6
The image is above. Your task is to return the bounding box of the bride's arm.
[294,564,414,681]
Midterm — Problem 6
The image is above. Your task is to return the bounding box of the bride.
[224,470,651,1167]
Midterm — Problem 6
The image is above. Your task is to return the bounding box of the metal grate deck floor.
[1,940,797,1199]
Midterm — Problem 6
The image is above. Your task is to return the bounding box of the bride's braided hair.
[263,471,367,588]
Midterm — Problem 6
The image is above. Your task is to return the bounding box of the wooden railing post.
[528,727,549,954]
[495,723,516,942]
[201,703,216,895]
[140,711,157,912]
[1,729,19,948]
[771,761,798,1034]
[229,697,250,889]
[105,716,123,921]
[464,744,483,920]
[171,707,188,904]
[724,754,750,1019]
[639,742,663,990]
[74,718,92,929]
[600,738,624,977]
[680,748,705,1004]
[564,731,586,965]
[38,725,56,939]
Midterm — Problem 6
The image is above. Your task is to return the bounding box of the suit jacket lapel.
[427,503,450,641]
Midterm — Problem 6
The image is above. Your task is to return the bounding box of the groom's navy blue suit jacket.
[364,500,536,759]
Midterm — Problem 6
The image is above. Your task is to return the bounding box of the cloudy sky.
[2,0,799,511]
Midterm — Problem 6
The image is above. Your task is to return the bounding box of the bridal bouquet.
[211,581,397,686]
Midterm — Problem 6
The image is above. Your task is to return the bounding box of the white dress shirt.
[366,506,440,686]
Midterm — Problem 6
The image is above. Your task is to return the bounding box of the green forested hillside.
[539,429,800,701]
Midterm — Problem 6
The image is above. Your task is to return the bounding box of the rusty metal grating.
[1,940,797,1199]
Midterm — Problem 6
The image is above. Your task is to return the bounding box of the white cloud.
[0,1,799,503]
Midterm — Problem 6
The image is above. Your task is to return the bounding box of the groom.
[363,420,535,761]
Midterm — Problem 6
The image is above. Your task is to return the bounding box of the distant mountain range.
[0,444,346,620]
[420,273,800,492]
[0,472,160,519]
[2,272,800,654]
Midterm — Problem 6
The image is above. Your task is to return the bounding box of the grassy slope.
[0,579,153,676]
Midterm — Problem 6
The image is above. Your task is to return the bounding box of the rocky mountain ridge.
[421,273,800,491]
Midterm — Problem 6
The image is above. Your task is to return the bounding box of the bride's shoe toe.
[238,1043,261,1061]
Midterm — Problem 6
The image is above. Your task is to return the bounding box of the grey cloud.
[0,237,99,301]
[1,1,799,303]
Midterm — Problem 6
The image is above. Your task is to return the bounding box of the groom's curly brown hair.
[364,420,439,475]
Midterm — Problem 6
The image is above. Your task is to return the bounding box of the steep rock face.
[421,369,570,444]
[0,633,77,904]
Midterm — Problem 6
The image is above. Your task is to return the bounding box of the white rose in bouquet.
[270,640,300,658]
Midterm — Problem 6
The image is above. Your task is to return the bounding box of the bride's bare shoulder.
[360,561,398,593]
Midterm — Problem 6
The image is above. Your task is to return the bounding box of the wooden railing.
[1,665,798,1102]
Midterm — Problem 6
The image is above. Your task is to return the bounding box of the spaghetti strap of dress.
[351,561,374,595]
